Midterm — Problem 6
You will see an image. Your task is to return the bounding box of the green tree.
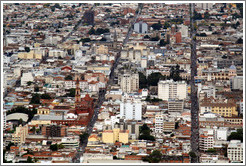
[18,118,23,126]
[25,47,30,52]
[236,38,243,44]
[34,86,39,92]
[138,72,147,89]
[27,81,33,86]
[151,23,162,30]
[227,128,243,142]
[206,148,217,154]
[80,132,89,144]
[163,22,171,29]
[145,150,162,163]
[88,27,96,35]
[40,93,52,99]
[80,38,91,43]
[65,75,73,80]
[139,124,155,141]
[27,156,34,163]
[66,88,76,97]
[6,142,15,150]
[159,39,169,46]
[50,144,58,151]
[147,72,166,86]
[150,36,160,41]
[30,93,41,104]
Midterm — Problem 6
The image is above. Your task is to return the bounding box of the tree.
[50,144,58,151]
[139,124,155,141]
[169,65,182,81]
[236,38,243,44]
[27,81,33,86]
[65,75,73,80]
[88,27,95,35]
[206,148,217,154]
[138,72,147,89]
[25,47,30,52]
[30,93,41,104]
[80,132,89,144]
[65,88,76,97]
[144,150,162,163]
[147,72,166,86]
[100,37,107,41]
[151,23,162,30]
[91,56,96,63]
[27,156,33,163]
[150,36,160,41]
[40,93,52,99]
[227,128,243,142]
[80,38,91,43]
[159,39,169,46]
[6,142,15,150]
[18,118,23,126]
[34,86,39,92]
[143,35,150,39]
[163,22,171,29]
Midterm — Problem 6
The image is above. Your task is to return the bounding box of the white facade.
[158,79,187,101]
[227,140,243,162]
[120,73,139,93]
[134,22,148,33]
[179,25,189,38]
[232,76,243,90]
[21,72,34,86]
[63,80,88,90]
[155,114,164,134]
[120,101,142,120]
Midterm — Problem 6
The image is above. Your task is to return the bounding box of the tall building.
[168,99,184,113]
[196,3,214,10]
[120,101,142,120]
[41,125,67,137]
[232,76,243,90]
[158,79,187,101]
[155,114,164,134]
[83,9,94,25]
[120,73,139,93]
[227,140,243,162]
[134,21,148,33]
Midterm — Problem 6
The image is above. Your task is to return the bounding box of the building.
[21,72,34,86]
[196,3,214,10]
[199,131,214,151]
[120,73,139,93]
[227,140,243,162]
[232,76,243,90]
[12,125,28,144]
[168,99,184,114]
[41,125,67,137]
[200,99,237,117]
[155,114,164,135]
[134,21,148,33]
[120,101,142,120]
[158,79,187,101]
[102,128,129,144]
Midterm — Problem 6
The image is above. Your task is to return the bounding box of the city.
[2,2,244,164]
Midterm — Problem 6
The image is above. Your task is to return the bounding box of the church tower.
[75,75,81,104]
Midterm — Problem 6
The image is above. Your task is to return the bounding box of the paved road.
[72,4,143,163]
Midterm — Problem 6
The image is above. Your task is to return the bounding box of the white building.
[232,76,243,90]
[158,79,187,101]
[120,101,142,120]
[179,25,189,38]
[199,130,214,151]
[21,72,34,86]
[134,21,148,33]
[155,114,164,135]
[120,73,139,93]
[227,140,243,162]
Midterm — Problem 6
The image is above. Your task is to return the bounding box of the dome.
[229,65,236,70]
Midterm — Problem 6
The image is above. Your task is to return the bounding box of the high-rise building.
[134,21,148,33]
[232,76,243,90]
[168,99,184,113]
[227,140,243,162]
[158,79,187,101]
[120,101,142,121]
[120,73,139,93]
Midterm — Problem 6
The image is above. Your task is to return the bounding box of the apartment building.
[227,140,243,162]
[120,73,139,93]
[158,79,187,101]
[12,125,28,144]
[120,101,142,121]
